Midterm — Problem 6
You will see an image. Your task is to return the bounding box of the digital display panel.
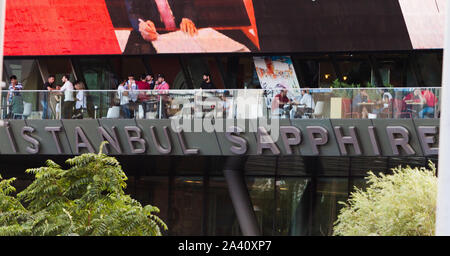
[3,0,446,56]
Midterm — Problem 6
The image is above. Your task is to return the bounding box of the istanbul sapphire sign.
[0,119,439,157]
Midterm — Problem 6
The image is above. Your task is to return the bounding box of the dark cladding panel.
[0,120,27,154]
[371,119,423,157]
[62,120,102,154]
[330,119,377,156]
[174,119,222,155]
[290,119,340,156]
[25,120,72,155]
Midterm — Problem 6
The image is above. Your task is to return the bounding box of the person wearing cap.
[155,74,170,90]
[154,74,170,118]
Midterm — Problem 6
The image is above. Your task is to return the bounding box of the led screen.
[3,0,446,56]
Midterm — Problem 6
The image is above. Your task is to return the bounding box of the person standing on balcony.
[73,81,87,119]
[42,75,56,119]
[200,73,215,90]
[60,74,75,119]
[117,78,131,118]
[154,74,170,118]
[137,74,151,118]
[125,74,139,117]
[7,75,23,119]
[155,74,170,90]
[137,74,151,90]
[146,74,155,90]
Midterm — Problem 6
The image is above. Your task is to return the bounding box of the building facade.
[1,0,445,235]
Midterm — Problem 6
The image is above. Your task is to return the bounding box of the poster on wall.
[253,56,300,90]
[253,56,300,107]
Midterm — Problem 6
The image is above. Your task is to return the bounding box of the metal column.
[223,156,261,236]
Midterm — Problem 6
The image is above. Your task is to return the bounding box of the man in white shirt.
[299,90,315,109]
[125,74,139,117]
[60,74,75,119]
[117,79,131,118]
[74,81,87,119]
[293,89,315,118]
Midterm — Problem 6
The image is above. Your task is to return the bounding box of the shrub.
[333,161,437,236]
[0,143,167,236]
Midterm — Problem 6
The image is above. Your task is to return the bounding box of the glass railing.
[0,87,441,120]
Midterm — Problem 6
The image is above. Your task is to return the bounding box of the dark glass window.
[207,178,241,235]
[275,178,311,236]
[170,177,204,235]
[246,177,275,235]
[311,178,348,236]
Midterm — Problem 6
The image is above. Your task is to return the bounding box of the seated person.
[404,88,437,118]
[271,88,290,116]
[419,89,438,118]
[352,89,370,118]
[381,89,393,109]
[291,89,315,118]
[373,89,393,117]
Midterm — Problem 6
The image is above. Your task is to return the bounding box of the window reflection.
[275,178,311,236]
[311,178,348,236]
[207,178,241,235]
[246,177,275,236]
[125,176,169,235]
[171,177,204,235]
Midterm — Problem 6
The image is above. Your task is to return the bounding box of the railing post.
[159,96,162,119]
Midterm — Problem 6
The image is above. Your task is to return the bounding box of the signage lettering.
[0,121,439,156]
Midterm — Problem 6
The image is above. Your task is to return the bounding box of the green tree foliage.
[0,143,168,236]
[333,162,437,236]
